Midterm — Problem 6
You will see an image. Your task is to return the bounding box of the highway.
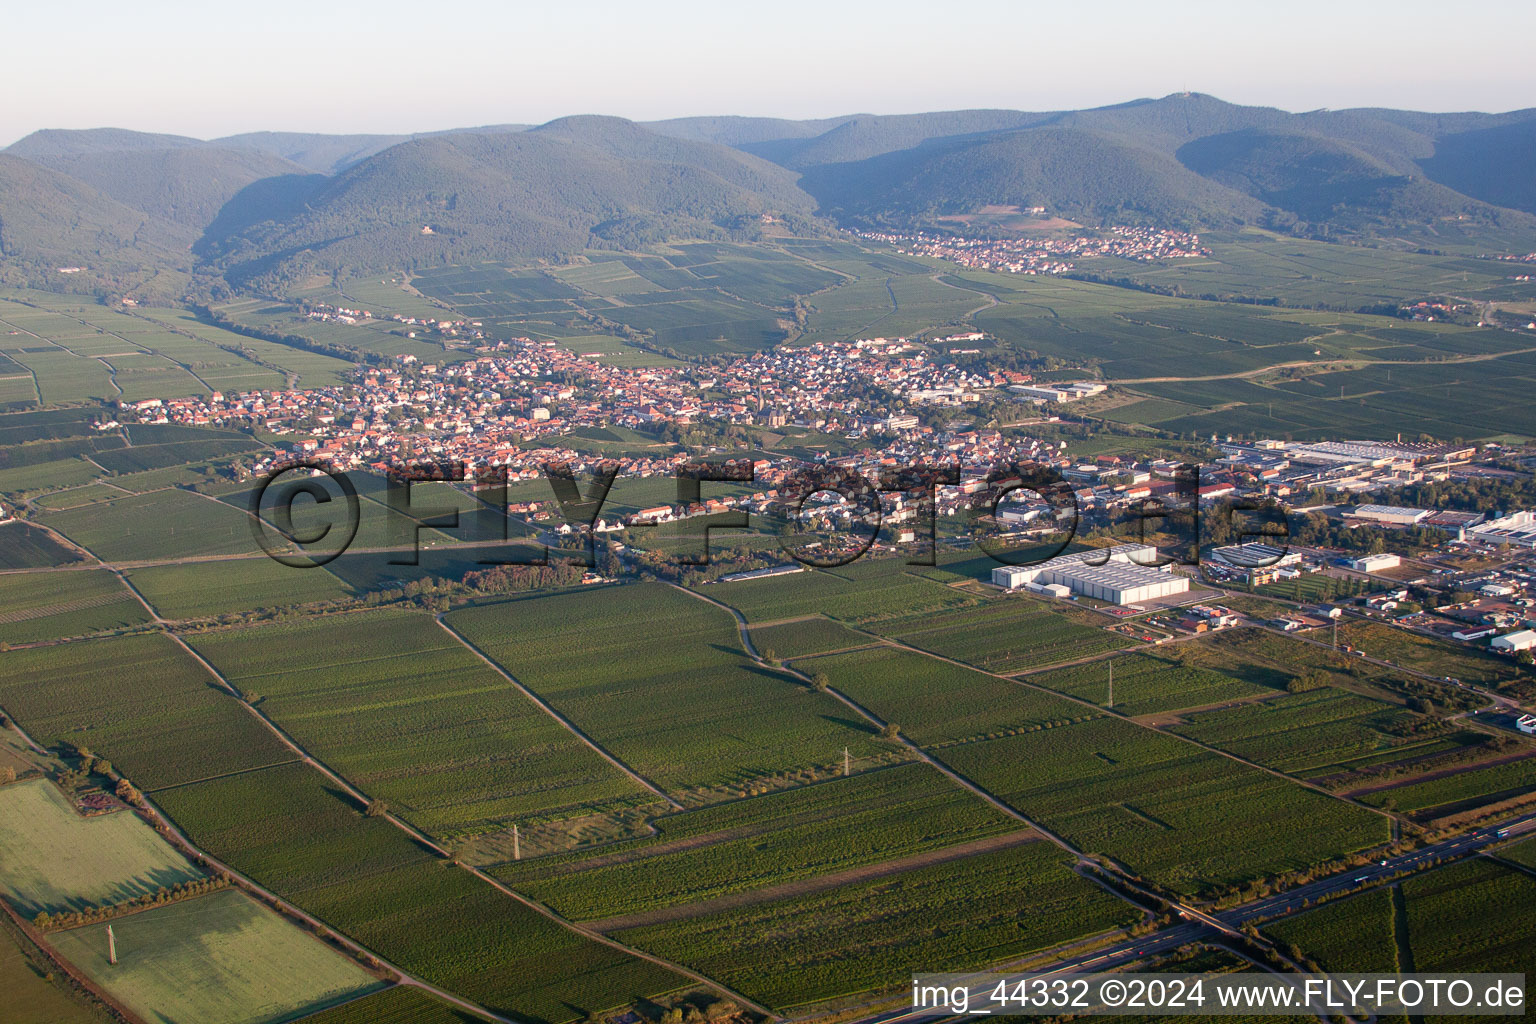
[848,810,1536,1024]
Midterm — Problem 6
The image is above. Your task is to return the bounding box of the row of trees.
[32,875,232,932]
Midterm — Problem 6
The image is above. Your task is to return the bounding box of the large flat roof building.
[1351,504,1432,526]
[992,543,1189,605]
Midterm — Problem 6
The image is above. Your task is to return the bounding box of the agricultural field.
[614,840,1135,1011]
[0,296,313,408]
[0,569,149,644]
[131,305,355,388]
[935,716,1389,894]
[298,986,484,1024]
[153,762,688,1022]
[750,617,874,659]
[123,558,355,619]
[1256,573,1371,603]
[445,584,892,800]
[701,563,982,626]
[29,484,127,510]
[0,779,204,918]
[0,633,294,791]
[1357,755,1536,817]
[1084,230,1526,308]
[1266,886,1398,973]
[799,644,1097,747]
[186,609,654,834]
[492,762,1019,921]
[1500,835,1536,870]
[0,523,86,569]
[0,916,108,1024]
[40,489,268,563]
[45,889,385,1024]
[1335,619,1517,687]
[1400,858,1536,973]
[873,596,1133,674]
[1026,647,1275,716]
[1169,687,1451,777]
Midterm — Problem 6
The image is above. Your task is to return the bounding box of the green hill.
[201,116,820,288]
[0,153,190,286]
[799,124,1267,229]
[21,146,310,230]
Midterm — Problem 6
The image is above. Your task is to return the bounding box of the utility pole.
[1332,618,1338,650]
[512,823,520,861]
[107,924,117,966]
[843,747,851,777]
[1107,659,1114,709]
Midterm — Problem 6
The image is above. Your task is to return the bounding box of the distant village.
[859,225,1208,275]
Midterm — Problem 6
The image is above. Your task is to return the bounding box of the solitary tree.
[811,673,830,692]
[880,723,901,740]
[365,799,389,818]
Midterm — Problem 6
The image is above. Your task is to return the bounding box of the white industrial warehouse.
[992,544,1189,605]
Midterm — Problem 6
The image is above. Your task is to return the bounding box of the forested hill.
[196,116,822,289]
[5,95,1536,295]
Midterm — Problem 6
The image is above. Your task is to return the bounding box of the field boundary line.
[123,786,516,1024]
[853,620,1400,826]
[154,617,761,1018]
[433,614,683,811]
[581,828,1039,933]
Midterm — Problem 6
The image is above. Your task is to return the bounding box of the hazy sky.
[5,0,1533,145]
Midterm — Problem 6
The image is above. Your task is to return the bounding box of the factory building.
[1491,629,1536,654]
[1350,504,1432,526]
[992,544,1189,605]
[1210,542,1302,569]
[1469,510,1536,549]
[1350,553,1402,573]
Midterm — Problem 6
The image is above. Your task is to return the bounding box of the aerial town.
[861,225,1209,275]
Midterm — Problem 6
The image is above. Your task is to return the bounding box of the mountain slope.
[211,131,412,174]
[799,125,1267,229]
[6,127,205,158]
[0,154,190,279]
[201,116,820,287]
[22,146,310,230]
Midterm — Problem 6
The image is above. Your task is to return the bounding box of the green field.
[186,609,652,834]
[446,584,891,800]
[40,489,270,563]
[1026,647,1275,715]
[1267,885,1398,972]
[0,917,106,1024]
[1271,857,1536,982]
[1358,755,1536,816]
[297,986,483,1024]
[800,644,1098,747]
[1400,858,1536,974]
[750,617,874,659]
[873,596,1133,673]
[153,762,687,1022]
[1500,836,1536,870]
[1169,687,1446,777]
[0,570,149,644]
[615,840,1135,1011]
[0,523,86,569]
[934,716,1389,894]
[0,633,294,791]
[702,563,982,625]
[124,558,355,619]
[46,889,384,1024]
[493,762,1017,921]
[0,779,204,917]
